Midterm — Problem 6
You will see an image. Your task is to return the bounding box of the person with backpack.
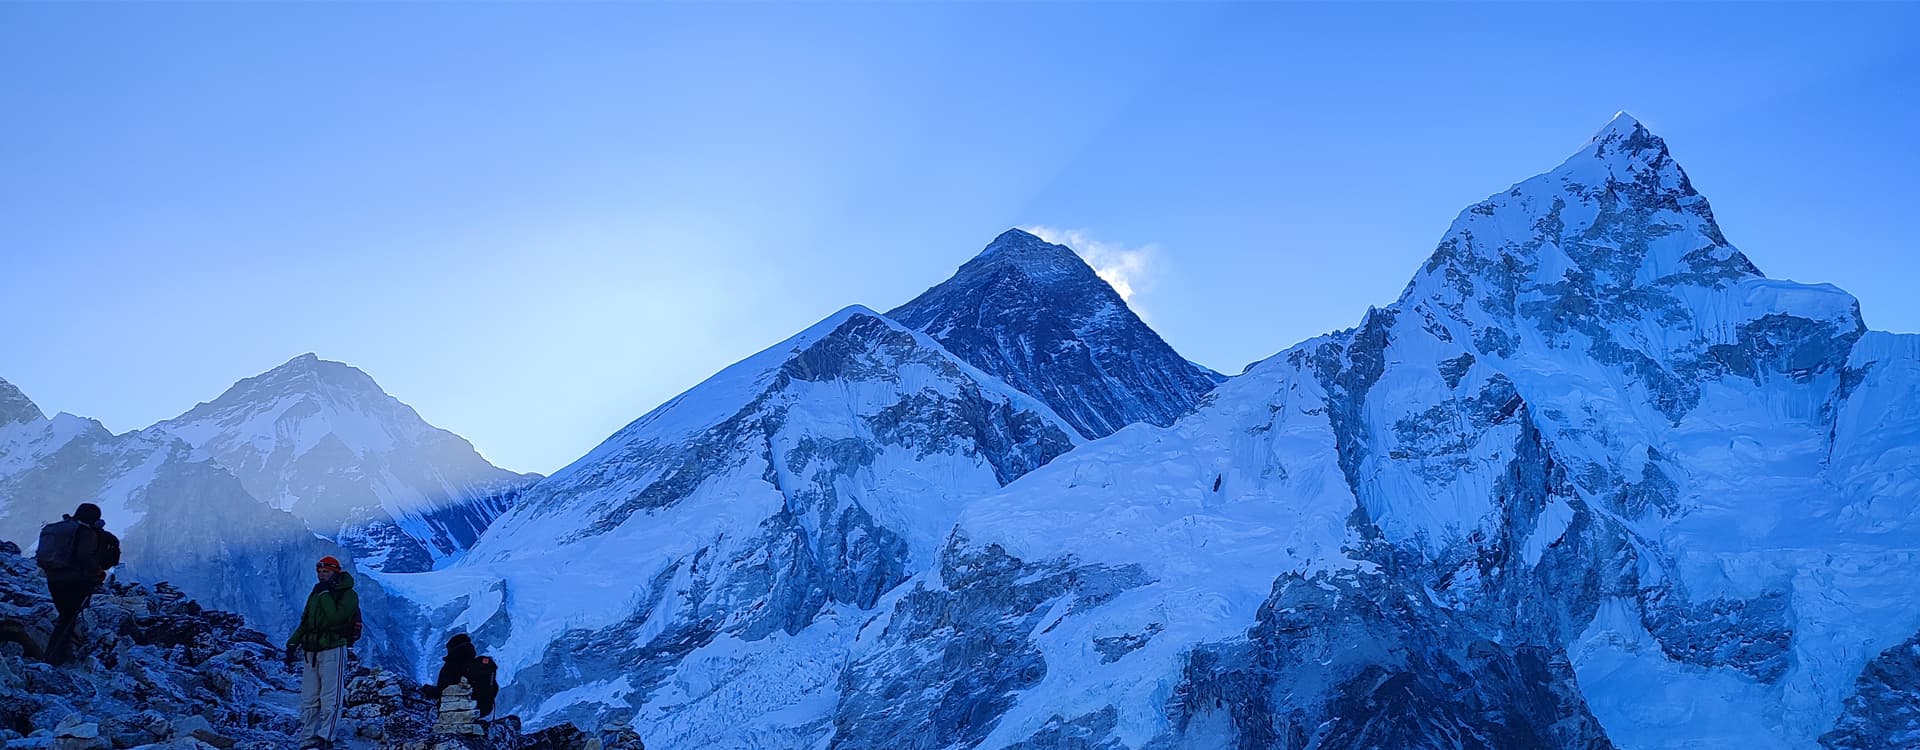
[283,555,361,750]
[424,632,501,718]
[36,502,121,665]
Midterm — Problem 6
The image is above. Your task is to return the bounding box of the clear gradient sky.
[3,3,1916,474]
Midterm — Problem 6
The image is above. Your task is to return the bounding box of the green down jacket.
[287,571,362,653]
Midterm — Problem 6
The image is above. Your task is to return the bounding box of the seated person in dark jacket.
[425,633,499,717]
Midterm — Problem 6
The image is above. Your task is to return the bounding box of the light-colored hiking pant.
[298,646,348,742]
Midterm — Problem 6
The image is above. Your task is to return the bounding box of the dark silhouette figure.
[427,633,501,717]
[36,502,120,665]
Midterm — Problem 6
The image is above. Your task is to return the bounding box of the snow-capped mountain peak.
[1391,111,1849,425]
[889,229,1223,439]
[0,377,42,427]
[1588,110,1644,144]
[967,227,1089,281]
[161,353,416,460]
[150,353,534,572]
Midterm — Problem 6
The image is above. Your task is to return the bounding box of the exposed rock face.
[0,379,42,428]
[0,538,305,748]
[1820,628,1920,750]
[890,228,1223,440]
[401,307,1079,736]
[0,540,636,749]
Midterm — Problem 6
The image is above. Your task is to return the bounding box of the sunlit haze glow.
[3,3,1916,473]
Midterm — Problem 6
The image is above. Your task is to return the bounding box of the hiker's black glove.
[284,644,300,668]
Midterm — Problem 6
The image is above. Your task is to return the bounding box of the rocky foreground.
[0,540,642,749]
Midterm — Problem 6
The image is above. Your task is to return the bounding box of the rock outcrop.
[0,539,642,749]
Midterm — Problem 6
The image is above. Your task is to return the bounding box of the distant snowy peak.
[889,228,1222,440]
[0,378,42,426]
[150,353,534,572]
[159,353,425,460]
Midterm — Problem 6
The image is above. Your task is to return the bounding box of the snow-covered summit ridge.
[1588,110,1644,144]
[474,303,1079,557]
[539,305,920,483]
[0,377,42,427]
[961,228,1091,282]
[402,304,1082,731]
[149,352,535,573]
[159,353,437,461]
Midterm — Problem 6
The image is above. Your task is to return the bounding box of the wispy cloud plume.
[1021,226,1157,305]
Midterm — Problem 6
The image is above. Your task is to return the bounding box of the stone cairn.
[428,681,484,748]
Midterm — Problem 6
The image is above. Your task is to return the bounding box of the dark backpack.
[35,520,80,572]
[473,656,500,715]
[96,529,121,571]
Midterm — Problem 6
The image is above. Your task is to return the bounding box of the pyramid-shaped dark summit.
[889,229,1223,439]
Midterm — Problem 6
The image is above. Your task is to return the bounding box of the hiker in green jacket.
[285,555,361,750]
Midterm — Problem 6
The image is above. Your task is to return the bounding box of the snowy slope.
[381,306,1080,739]
[891,229,1224,440]
[0,377,345,643]
[830,114,1920,749]
[0,377,41,427]
[151,353,537,573]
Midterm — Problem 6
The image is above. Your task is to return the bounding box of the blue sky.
[3,2,1916,474]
